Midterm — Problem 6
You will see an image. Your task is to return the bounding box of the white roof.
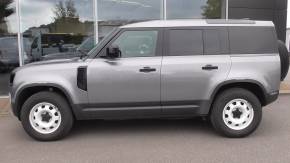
[121,19,274,28]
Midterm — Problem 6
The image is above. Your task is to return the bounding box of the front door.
[87,29,162,117]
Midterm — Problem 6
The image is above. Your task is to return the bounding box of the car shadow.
[68,118,217,139]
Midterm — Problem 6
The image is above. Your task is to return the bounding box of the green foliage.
[202,0,221,19]
[0,0,14,22]
[0,0,14,34]
[53,0,78,20]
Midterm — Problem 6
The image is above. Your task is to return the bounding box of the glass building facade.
[0,0,287,96]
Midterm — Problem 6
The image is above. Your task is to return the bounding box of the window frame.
[96,27,163,58]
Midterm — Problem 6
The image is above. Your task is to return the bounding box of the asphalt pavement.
[0,95,289,163]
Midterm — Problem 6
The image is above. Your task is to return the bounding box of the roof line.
[121,19,274,28]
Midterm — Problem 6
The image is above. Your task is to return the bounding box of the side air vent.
[77,66,87,91]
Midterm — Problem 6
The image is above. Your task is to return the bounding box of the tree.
[0,0,14,33]
[53,1,66,19]
[53,0,78,20]
[202,0,221,19]
[65,0,77,18]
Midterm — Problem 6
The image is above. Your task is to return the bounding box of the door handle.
[139,67,156,73]
[202,64,218,70]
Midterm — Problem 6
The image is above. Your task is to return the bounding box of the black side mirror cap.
[106,45,121,58]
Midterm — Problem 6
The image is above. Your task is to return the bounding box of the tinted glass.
[112,31,158,58]
[167,29,203,56]
[229,27,278,54]
[204,29,229,55]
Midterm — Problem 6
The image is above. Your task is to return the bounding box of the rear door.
[161,27,231,115]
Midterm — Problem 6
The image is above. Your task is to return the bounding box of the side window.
[167,29,203,56]
[203,28,229,55]
[204,30,220,55]
[2,38,18,49]
[229,27,278,54]
[112,30,158,58]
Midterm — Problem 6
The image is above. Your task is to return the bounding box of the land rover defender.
[10,20,289,140]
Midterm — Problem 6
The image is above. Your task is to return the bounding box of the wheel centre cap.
[232,108,243,119]
[41,111,52,123]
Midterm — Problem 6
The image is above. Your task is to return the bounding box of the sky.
[5,0,208,33]
[6,0,94,33]
[20,0,94,32]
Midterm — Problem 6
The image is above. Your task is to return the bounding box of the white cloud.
[20,0,54,32]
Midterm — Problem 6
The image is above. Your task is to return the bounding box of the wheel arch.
[14,83,76,120]
[209,80,268,113]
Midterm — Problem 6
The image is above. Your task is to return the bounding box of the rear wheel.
[210,88,262,137]
[20,91,73,141]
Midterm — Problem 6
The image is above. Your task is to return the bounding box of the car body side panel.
[161,55,231,105]
[87,57,162,104]
[227,54,281,94]
[10,59,90,118]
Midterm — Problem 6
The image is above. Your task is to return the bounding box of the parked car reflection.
[0,37,32,73]
[41,36,95,61]
[29,33,87,61]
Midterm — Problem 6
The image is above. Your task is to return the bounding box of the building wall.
[228,0,287,41]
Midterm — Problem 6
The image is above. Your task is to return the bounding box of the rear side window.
[203,29,229,55]
[229,27,277,54]
[167,29,203,56]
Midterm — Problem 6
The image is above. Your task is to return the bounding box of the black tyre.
[278,40,289,81]
[20,91,74,141]
[210,88,262,138]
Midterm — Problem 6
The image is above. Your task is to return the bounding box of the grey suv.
[9,20,289,141]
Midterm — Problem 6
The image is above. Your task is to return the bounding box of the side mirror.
[106,45,121,58]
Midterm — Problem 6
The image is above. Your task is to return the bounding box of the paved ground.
[281,72,290,93]
[0,95,289,163]
[0,97,10,116]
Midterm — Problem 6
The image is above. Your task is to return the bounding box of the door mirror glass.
[106,45,121,58]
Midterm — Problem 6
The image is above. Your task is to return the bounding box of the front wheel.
[20,92,74,141]
[210,88,262,138]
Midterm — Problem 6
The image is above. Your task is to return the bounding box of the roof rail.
[206,19,255,24]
